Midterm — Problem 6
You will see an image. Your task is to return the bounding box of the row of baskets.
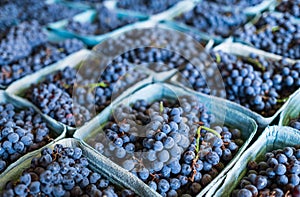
[0,79,299,196]
[47,0,293,47]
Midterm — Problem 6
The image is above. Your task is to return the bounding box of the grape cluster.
[0,39,84,86]
[25,67,92,127]
[0,0,82,32]
[116,0,181,15]
[275,0,300,18]
[289,117,300,131]
[116,47,189,72]
[175,1,248,38]
[25,3,82,25]
[1,144,137,197]
[178,51,300,116]
[0,3,20,32]
[16,0,82,26]
[207,0,263,7]
[235,13,300,59]
[66,0,103,2]
[91,61,148,113]
[98,28,209,72]
[233,146,300,197]
[26,60,148,127]
[0,104,54,173]
[0,21,47,65]
[66,5,138,36]
[89,96,244,196]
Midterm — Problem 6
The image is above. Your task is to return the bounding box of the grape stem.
[246,58,265,71]
[62,81,108,90]
[88,82,108,89]
[277,97,289,103]
[190,125,221,182]
[159,101,164,114]
[272,26,279,32]
[215,53,221,63]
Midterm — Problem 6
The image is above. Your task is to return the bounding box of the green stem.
[272,26,279,32]
[195,126,201,153]
[277,97,289,103]
[160,101,164,114]
[215,53,221,63]
[88,82,108,89]
[246,58,265,71]
[61,81,108,92]
[201,126,222,139]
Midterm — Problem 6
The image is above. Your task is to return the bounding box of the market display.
[0,0,299,196]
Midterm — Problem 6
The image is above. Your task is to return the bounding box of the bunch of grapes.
[0,21,47,65]
[0,39,85,86]
[275,0,300,18]
[116,0,181,15]
[0,103,54,173]
[175,1,248,38]
[1,144,137,196]
[26,59,148,127]
[207,0,263,7]
[233,146,300,197]
[289,116,300,131]
[89,95,244,196]
[178,50,300,116]
[66,5,138,36]
[235,13,300,59]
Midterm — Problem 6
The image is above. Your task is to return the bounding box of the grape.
[158,179,170,193]
[237,188,252,197]
[289,117,300,131]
